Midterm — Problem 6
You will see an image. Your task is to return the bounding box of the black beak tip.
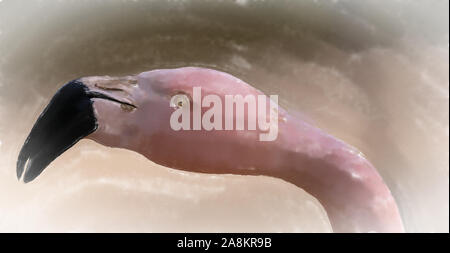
[16,156,26,181]
[23,172,35,184]
[16,169,23,182]
[16,156,34,183]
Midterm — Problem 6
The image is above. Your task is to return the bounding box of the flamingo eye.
[170,93,190,109]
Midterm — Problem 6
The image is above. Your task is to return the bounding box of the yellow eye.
[170,94,190,109]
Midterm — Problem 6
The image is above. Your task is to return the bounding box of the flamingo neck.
[265,118,405,232]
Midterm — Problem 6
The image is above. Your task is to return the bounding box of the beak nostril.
[86,90,137,109]
[121,104,135,112]
[94,83,125,92]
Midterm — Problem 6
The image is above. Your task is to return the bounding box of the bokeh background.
[0,0,448,232]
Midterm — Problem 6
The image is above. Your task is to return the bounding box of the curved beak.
[17,80,97,183]
[16,80,136,183]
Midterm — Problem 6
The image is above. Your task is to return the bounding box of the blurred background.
[0,0,448,232]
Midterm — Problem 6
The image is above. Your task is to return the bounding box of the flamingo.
[17,67,404,232]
